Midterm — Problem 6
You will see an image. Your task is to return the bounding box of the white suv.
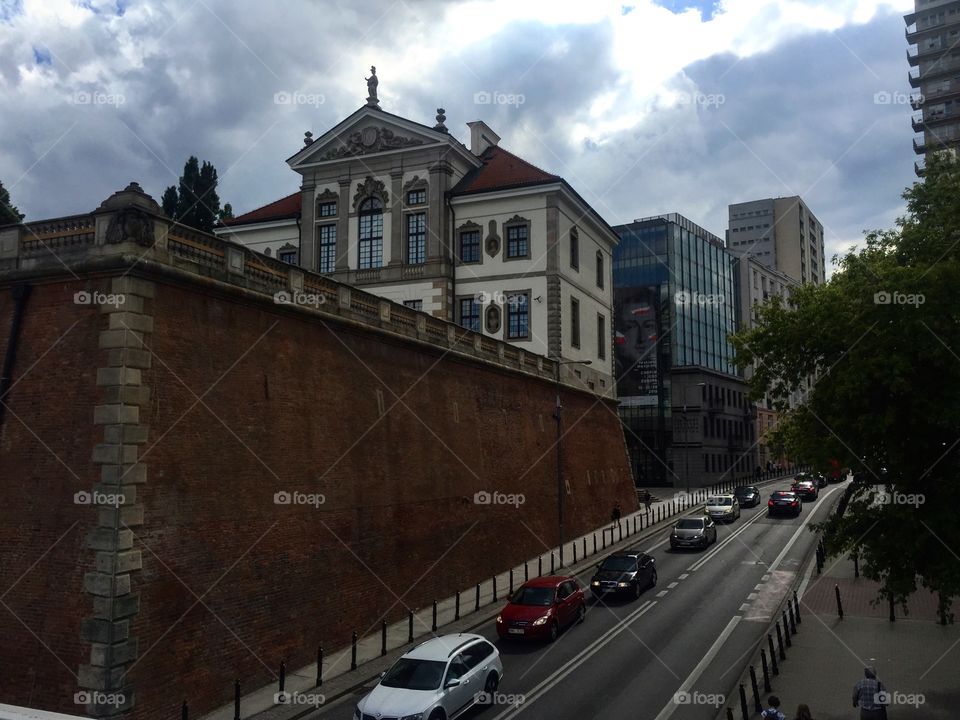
[353,633,503,720]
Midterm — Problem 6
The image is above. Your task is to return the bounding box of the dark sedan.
[734,485,761,508]
[590,551,657,600]
[768,490,803,517]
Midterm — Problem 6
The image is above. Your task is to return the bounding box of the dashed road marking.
[678,573,689,580]
[656,590,669,598]
[667,582,678,589]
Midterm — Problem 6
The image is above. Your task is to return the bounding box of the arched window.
[358,197,383,269]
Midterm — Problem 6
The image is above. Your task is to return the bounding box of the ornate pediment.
[352,176,389,209]
[318,125,425,161]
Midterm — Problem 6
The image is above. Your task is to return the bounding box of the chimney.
[466,120,501,156]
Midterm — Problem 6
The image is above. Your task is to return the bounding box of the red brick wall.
[0,275,634,720]
[0,281,103,713]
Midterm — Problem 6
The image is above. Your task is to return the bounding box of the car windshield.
[380,658,446,691]
[600,556,637,572]
[735,487,756,494]
[676,519,705,529]
[708,497,733,505]
[772,492,795,499]
[510,586,555,606]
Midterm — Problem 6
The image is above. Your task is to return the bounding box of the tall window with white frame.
[597,313,606,360]
[406,212,426,264]
[459,297,480,332]
[317,224,336,273]
[459,230,480,263]
[506,292,530,339]
[570,296,580,348]
[358,197,383,269]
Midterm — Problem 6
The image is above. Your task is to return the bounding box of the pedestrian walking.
[760,695,786,720]
[643,490,652,514]
[611,501,622,523]
[852,666,886,720]
[793,704,813,720]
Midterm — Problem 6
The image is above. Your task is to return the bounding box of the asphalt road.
[307,480,848,720]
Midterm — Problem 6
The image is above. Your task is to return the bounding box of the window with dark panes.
[506,292,529,339]
[358,197,383,269]
[406,212,426,264]
[506,224,528,258]
[459,297,480,332]
[460,230,480,263]
[318,224,336,273]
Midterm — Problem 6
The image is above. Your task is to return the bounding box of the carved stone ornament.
[320,126,424,160]
[485,304,502,334]
[484,219,500,257]
[316,188,338,207]
[403,175,428,195]
[352,176,389,209]
[105,208,154,247]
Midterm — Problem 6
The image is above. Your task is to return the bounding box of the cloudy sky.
[0,0,917,270]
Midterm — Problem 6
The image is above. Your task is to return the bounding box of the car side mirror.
[445,678,461,689]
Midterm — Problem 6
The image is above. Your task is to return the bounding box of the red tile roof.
[220,191,301,226]
[451,145,560,195]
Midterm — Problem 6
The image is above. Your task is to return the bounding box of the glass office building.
[613,214,748,487]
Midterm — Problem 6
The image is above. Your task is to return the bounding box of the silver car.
[670,515,718,550]
[705,495,741,523]
[354,633,503,720]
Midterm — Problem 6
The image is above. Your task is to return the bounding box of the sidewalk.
[727,552,960,720]
[203,474,796,720]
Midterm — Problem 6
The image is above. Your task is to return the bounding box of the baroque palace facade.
[216,68,618,392]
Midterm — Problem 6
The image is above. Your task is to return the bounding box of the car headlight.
[495,615,502,623]
[532,614,550,626]
[617,582,629,587]
[591,580,600,586]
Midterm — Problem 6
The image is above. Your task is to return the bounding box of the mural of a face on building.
[614,287,660,401]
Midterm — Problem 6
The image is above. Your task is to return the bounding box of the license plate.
[508,628,524,635]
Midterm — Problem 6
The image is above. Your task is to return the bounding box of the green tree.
[164,156,224,232]
[732,152,960,621]
[218,203,234,223]
[0,179,24,225]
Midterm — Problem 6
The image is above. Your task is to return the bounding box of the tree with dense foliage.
[218,203,233,223]
[0,180,24,225]
[732,153,960,622]
[161,156,223,233]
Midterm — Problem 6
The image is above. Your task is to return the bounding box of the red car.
[791,478,819,500]
[495,576,586,642]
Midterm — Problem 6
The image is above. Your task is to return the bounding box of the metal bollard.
[583,537,587,557]
[408,610,413,643]
[432,600,438,631]
[768,633,779,675]
[788,601,796,634]
[234,680,240,720]
[475,584,481,612]
[493,576,498,602]
[775,621,786,660]
[634,516,637,533]
[573,542,578,563]
[381,621,387,656]
[593,533,597,554]
[760,648,771,691]
[316,644,323,687]
[749,665,762,713]
[455,591,461,620]
[182,701,188,720]
[853,553,860,578]
[793,591,801,625]
[525,561,529,581]
[889,595,895,622]
[739,683,749,720]
[551,552,556,574]
[539,556,543,576]
[835,585,844,619]
[618,522,623,541]
[602,530,607,549]
[279,660,286,696]
[782,610,792,646]
[509,568,514,595]
[351,631,358,670]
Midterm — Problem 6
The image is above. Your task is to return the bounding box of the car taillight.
[768,500,774,507]
[791,501,798,506]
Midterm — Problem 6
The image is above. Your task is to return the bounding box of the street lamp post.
[554,357,592,568]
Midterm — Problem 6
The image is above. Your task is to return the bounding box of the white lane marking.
[652,616,743,720]
[747,593,758,600]
[667,582,678,589]
[754,584,764,591]
[657,590,669,597]
[489,600,657,719]
[739,603,751,611]
[679,573,689,580]
[762,574,770,581]
[687,510,766,572]
[767,484,845,574]
[647,539,669,553]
